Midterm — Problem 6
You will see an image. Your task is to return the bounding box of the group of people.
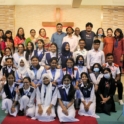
[0,22,124,122]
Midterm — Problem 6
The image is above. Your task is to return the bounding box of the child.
[57,74,79,122]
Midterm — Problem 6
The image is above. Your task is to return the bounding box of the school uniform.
[17,86,36,117]
[57,85,79,122]
[46,68,63,87]
[35,83,57,122]
[1,82,19,117]
[78,83,99,118]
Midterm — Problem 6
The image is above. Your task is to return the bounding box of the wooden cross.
[42,8,74,27]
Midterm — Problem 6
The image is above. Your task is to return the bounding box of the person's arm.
[51,34,54,43]
[55,70,63,86]
[51,87,58,106]
[66,99,74,109]
[115,67,121,81]
[101,51,105,65]
[86,51,91,70]
[14,37,18,48]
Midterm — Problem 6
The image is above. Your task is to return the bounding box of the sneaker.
[119,100,124,105]
[18,109,24,116]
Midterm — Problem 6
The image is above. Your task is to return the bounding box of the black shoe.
[18,109,24,116]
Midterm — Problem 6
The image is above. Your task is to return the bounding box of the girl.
[16,77,36,117]
[78,72,99,118]
[60,42,73,68]
[0,73,19,116]
[103,28,114,56]
[15,57,30,88]
[1,48,12,67]
[35,73,57,121]
[34,39,45,63]
[29,56,45,87]
[25,42,34,66]
[57,74,79,122]
[46,57,63,87]
[97,68,116,115]
[13,43,25,68]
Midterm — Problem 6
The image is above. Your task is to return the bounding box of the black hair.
[39,28,46,35]
[62,74,75,100]
[81,72,90,84]
[102,68,112,79]
[76,55,84,66]
[107,28,113,32]
[30,56,40,70]
[16,27,25,40]
[106,53,113,58]
[91,63,102,72]
[56,23,63,27]
[30,29,36,33]
[66,26,74,33]
[49,57,58,64]
[23,76,31,83]
[93,39,100,44]
[25,42,34,61]
[79,39,85,43]
[18,43,25,53]
[114,28,123,40]
[5,57,13,62]
[31,56,39,61]
[5,47,12,55]
[50,43,58,58]
[86,22,93,28]
[96,28,106,37]
[0,29,4,39]
[7,72,15,80]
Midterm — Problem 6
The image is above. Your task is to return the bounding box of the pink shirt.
[14,36,25,46]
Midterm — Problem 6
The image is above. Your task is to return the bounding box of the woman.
[59,42,73,68]
[57,74,79,122]
[13,44,25,68]
[0,73,19,117]
[4,30,15,53]
[113,28,124,69]
[16,77,36,117]
[78,72,99,118]
[37,28,51,51]
[25,42,34,66]
[46,57,63,87]
[103,28,114,56]
[35,73,57,121]
[97,68,116,115]
[14,27,25,49]
[94,28,106,50]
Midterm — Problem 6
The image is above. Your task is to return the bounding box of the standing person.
[51,23,66,54]
[4,30,15,53]
[94,28,106,50]
[113,28,124,70]
[57,74,79,122]
[14,27,25,49]
[103,28,114,56]
[35,73,57,122]
[62,26,78,52]
[80,22,95,50]
[0,29,6,54]
[37,28,51,51]
[25,29,36,49]
[74,27,81,41]
[87,40,105,72]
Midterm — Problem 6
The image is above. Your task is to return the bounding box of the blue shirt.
[51,32,66,54]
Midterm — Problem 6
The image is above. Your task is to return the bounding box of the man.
[103,53,124,105]
[51,23,66,54]
[80,22,95,50]
[62,27,78,52]
[74,27,81,41]
[87,39,105,72]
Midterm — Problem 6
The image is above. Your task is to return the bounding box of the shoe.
[31,117,36,120]
[119,100,124,105]
[18,109,24,116]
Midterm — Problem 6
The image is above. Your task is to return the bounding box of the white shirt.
[7,66,12,73]
[9,83,15,93]
[87,49,105,69]
[62,35,78,52]
[104,63,120,79]
[37,49,43,56]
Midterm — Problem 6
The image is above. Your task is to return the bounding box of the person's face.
[86,26,92,32]
[30,30,36,37]
[81,74,88,83]
[20,60,25,67]
[40,29,46,37]
[66,60,74,68]
[43,77,50,85]
[98,29,103,35]
[63,77,71,85]
[56,25,62,32]
[5,49,11,56]
[67,28,73,35]
[65,44,70,51]
[18,45,24,52]
[75,28,80,35]
[7,75,14,85]
[50,60,57,69]
[94,64,99,68]
[6,59,13,67]
[106,56,113,64]
[50,45,57,53]
[0,31,3,38]
[93,43,100,50]
[78,57,83,61]
[27,43,32,50]
[31,58,39,67]
[18,29,24,36]
[79,40,85,48]
[6,33,12,38]
[104,70,110,75]
[23,79,30,89]
[37,41,43,49]
[115,31,120,37]
[107,30,113,37]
